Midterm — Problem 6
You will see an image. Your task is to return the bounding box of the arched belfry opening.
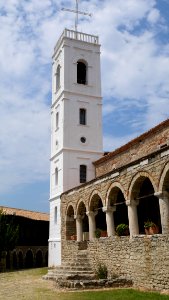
[90,194,106,232]
[108,187,128,228]
[77,60,87,85]
[133,177,161,234]
[66,205,76,240]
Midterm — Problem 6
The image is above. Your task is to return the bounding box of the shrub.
[116,224,129,236]
[96,263,108,279]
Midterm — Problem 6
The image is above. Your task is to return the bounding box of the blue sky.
[0,0,169,213]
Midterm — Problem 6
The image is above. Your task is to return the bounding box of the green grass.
[59,290,169,300]
[0,268,169,300]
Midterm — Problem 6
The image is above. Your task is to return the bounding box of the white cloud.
[0,0,169,196]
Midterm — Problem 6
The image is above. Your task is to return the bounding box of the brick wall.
[94,120,169,177]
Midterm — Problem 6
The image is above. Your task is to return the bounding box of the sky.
[0,0,169,213]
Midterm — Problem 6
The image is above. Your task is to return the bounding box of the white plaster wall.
[49,31,103,267]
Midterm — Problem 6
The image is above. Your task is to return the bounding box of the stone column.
[75,215,83,242]
[155,191,169,234]
[126,200,139,236]
[102,206,116,236]
[86,211,97,240]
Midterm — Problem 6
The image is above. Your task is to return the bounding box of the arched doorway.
[108,186,128,229]
[18,251,23,269]
[35,250,43,268]
[12,251,17,269]
[66,205,76,240]
[133,177,161,234]
[90,194,106,234]
[25,250,34,269]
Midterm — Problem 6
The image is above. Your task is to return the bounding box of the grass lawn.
[0,268,169,300]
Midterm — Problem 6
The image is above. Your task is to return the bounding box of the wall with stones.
[60,121,169,290]
[62,236,169,290]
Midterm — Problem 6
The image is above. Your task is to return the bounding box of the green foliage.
[0,209,19,256]
[144,220,156,228]
[116,224,129,236]
[96,263,108,279]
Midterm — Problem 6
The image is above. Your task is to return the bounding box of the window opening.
[80,137,86,143]
[56,112,59,129]
[55,168,58,186]
[79,108,86,125]
[77,61,87,85]
[80,165,87,183]
[54,206,57,223]
[56,65,60,91]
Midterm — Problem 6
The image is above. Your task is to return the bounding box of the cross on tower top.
[62,0,92,32]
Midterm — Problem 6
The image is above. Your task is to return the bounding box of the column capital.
[86,211,97,217]
[126,199,139,206]
[74,214,83,221]
[154,191,169,199]
[102,206,116,213]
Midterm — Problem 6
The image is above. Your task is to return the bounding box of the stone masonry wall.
[62,236,169,290]
[61,121,169,290]
[94,120,169,177]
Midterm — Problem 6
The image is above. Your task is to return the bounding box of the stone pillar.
[126,200,139,236]
[102,206,116,236]
[75,215,83,242]
[155,191,169,234]
[86,211,97,240]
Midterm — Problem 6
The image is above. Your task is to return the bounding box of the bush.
[116,224,129,236]
[96,263,108,279]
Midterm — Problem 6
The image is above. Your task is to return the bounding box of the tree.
[0,209,19,258]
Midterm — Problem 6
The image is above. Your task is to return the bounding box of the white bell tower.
[49,28,103,267]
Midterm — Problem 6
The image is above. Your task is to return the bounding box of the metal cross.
[62,0,92,32]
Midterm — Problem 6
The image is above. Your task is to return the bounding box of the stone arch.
[89,191,106,232]
[76,201,89,240]
[77,59,87,85]
[25,249,34,269]
[106,181,126,206]
[128,171,161,234]
[106,182,128,229]
[66,204,76,240]
[128,171,158,200]
[159,161,169,192]
[35,249,43,268]
[89,190,104,209]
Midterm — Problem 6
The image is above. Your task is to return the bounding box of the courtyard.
[0,268,169,300]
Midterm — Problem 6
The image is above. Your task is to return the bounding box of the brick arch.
[128,171,158,200]
[106,181,127,207]
[159,161,169,192]
[88,190,104,211]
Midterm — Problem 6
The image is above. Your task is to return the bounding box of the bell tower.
[49,29,103,266]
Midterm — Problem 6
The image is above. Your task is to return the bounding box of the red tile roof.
[0,206,49,221]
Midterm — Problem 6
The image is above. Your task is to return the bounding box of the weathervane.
[62,0,92,32]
